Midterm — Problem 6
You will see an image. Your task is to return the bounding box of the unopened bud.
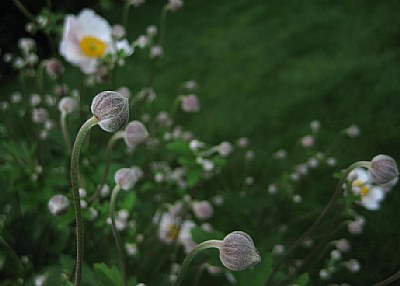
[370,154,399,185]
[59,97,77,114]
[124,121,149,147]
[48,194,70,215]
[112,24,126,39]
[220,231,261,271]
[91,91,129,132]
[181,94,200,112]
[192,200,213,220]
[115,168,137,190]
[32,108,49,124]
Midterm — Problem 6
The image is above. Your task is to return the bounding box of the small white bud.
[115,168,137,190]
[58,97,77,114]
[181,94,200,112]
[124,121,149,147]
[48,194,70,215]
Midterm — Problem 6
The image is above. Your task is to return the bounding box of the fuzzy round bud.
[150,45,163,59]
[115,168,137,190]
[370,154,399,185]
[32,108,49,124]
[112,25,126,39]
[301,135,314,148]
[218,141,233,157]
[220,231,261,271]
[168,0,184,11]
[44,58,64,77]
[181,94,200,112]
[91,91,129,132]
[58,97,77,114]
[124,121,149,147]
[192,200,214,220]
[48,194,70,215]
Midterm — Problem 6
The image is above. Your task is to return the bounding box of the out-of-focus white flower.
[334,238,351,252]
[126,242,138,256]
[158,211,180,244]
[150,45,163,58]
[268,184,277,194]
[189,139,204,151]
[135,35,149,49]
[348,168,385,210]
[310,120,320,133]
[60,9,112,74]
[272,244,285,255]
[32,108,48,124]
[347,216,365,234]
[116,39,134,56]
[112,24,126,39]
[218,141,233,157]
[274,149,287,159]
[178,220,196,253]
[129,0,145,7]
[345,259,361,273]
[48,194,70,215]
[168,0,183,11]
[30,94,41,106]
[146,25,157,37]
[59,97,77,114]
[34,275,47,286]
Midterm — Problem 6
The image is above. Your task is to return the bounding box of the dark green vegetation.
[1,0,400,285]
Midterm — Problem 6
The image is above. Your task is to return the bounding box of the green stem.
[110,184,128,286]
[11,0,36,22]
[122,1,131,29]
[88,131,124,204]
[0,234,23,273]
[70,116,99,286]
[373,271,400,286]
[265,161,371,286]
[173,240,222,286]
[61,112,72,153]
[159,6,169,47]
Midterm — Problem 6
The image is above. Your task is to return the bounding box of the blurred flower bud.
[168,0,183,11]
[150,45,163,59]
[335,239,350,252]
[124,121,149,147]
[112,24,126,39]
[58,97,77,114]
[181,94,200,112]
[220,231,261,271]
[310,120,320,133]
[43,58,64,77]
[48,194,70,215]
[30,94,41,106]
[370,154,399,185]
[218,141,233,157]
[10,92,22,104]
[146,25,157,37]
[345,124,360,138]
[18,38,35,52]
[135,35,149,48]
[345,259,361,273]
[183,80,197,90]
[100,184,110,197]
[91,91,129,132]
[54,84,69,97]
[192,200,214,220]
[32,108,48,124]
[129,0,145,7]
[301,135,314,148]
[115,168,137,190]
[117,86,131,98]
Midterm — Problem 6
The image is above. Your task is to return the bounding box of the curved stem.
[110,184,129,286]
[265,161,371,286]
[11,0,36,22]
[374,271,400,286]
[70,116,99,286]
[173,240,222,286]
[122,1,131,29]
[159,6,169,47]
[61,112,72,153]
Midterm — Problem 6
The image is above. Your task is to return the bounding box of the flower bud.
[220,231,261,271]
[370,154,399,185]
[48,194,70,215]
[112,24,126,40]
[192,200,213,220]
[91,91,129,132]
[218,141,233,157]
[124,121,149,147]
[181,94,200,112]
[44,58,64,77]
[32,108,49,124]
[115,168,137,190]
[168,0,184,11]
[58,96,77,114]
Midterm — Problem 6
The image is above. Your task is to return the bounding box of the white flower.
[348,168,385,210]
[158,211,180,244]
[60,9,112,74]
[116,39,134,56]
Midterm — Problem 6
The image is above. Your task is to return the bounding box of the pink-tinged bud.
[54,84,69,97]
[301,135,314,148]
[48,194,70,215]
[58,97,77,114]
[32,108,49,124]
[181,95,200,112]
[218,141,233,157]
[150,45,163,59]
[116,86,131,98]
[370,154,399,185]
[220,231,261,271]
[192,200,214,220]
[44,58,64,77]
[115,168,137,190]
[91,91,129,132]
[124,121,149,147]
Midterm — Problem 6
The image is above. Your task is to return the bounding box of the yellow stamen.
[167,224,179,240]
[79,36,106,58]
[353,180,361,187]
[360,186,369,197]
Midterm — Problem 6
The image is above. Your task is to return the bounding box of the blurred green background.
[2,0,400,285]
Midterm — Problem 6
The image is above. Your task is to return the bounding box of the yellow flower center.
[167,224,179,240]
[353,180,361,187]
[79,36,106,58]
[360,185,369,197]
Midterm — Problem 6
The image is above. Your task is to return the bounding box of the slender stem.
[122,1,131,29]
[192,264,206,286]
[88,131,124,204]
[110,184,128,286]
[11,0,36,22]
[159,6,169,47]
[0,234,23,273]
[374,271,400,286]
[265,161,371,286]
[61,112,72,153]
[70,116,99,286]
[173,240,222,286]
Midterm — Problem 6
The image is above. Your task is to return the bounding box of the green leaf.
[119,191,136,210]
[166,140,191,155]
[186,167,202,187]
[93,263,123,286]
